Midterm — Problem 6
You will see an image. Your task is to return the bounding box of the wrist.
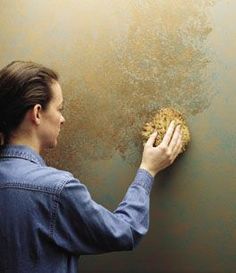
[139,163,156,177]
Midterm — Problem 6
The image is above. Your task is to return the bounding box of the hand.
[140,120,182,177]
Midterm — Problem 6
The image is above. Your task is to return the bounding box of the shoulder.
[28,164,77,194]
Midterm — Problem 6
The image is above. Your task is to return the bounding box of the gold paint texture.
[0,0,216,174]
[43,0,215,173]
[43,0,213,173]
[141,108,191,153]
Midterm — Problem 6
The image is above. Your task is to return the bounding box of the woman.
[0,61,182,273]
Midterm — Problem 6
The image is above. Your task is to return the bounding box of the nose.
[61,115,65,125]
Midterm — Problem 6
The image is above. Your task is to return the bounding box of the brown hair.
[0,60,59,145]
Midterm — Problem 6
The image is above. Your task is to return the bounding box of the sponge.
[141,107,190,153]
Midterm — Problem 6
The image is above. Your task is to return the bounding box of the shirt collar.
[0,144,46,166]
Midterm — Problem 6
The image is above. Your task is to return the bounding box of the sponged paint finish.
[37,0,217,175]
[0,0,216,173]
[0,0,216,197]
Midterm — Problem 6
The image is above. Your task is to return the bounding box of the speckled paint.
[0,0,236,272]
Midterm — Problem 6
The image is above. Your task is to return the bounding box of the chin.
[51,141,57,149]
[44,140,58,150]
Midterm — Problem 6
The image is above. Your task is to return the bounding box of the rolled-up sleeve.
[52,169,154,255]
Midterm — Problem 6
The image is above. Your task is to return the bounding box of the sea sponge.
[141,108,190,153]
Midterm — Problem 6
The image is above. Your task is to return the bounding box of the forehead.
[50,81,63,103]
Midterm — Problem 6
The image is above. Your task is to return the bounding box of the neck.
[8,135,41,154]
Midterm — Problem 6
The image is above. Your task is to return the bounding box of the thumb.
[146,131,158,146]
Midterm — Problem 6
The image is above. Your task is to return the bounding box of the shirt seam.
[0,154,43,166]
[0,182,59,194]
[49,177,72,238]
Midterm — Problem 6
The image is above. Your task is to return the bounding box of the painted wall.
[0,0,235,272]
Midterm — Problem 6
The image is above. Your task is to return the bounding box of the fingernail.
[170,120,175,126]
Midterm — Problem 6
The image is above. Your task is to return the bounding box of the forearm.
[54,169,154,254]
[113,168,154,248]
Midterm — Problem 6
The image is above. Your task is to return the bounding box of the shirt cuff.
[132,168,154,195]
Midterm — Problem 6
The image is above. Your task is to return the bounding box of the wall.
[0,0,235,272]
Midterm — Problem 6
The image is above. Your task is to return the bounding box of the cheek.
[57,115,63,126]
[49,115,61,129]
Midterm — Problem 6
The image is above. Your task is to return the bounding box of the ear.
[31,104,43,126]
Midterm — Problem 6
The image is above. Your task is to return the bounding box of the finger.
[169,125,181,151]
[161,120,176,146]
[146,131,158,147]
[172,134,182,160]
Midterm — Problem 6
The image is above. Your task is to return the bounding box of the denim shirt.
[0,144,154,273]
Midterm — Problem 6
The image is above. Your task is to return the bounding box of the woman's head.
[0,60,60,145]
